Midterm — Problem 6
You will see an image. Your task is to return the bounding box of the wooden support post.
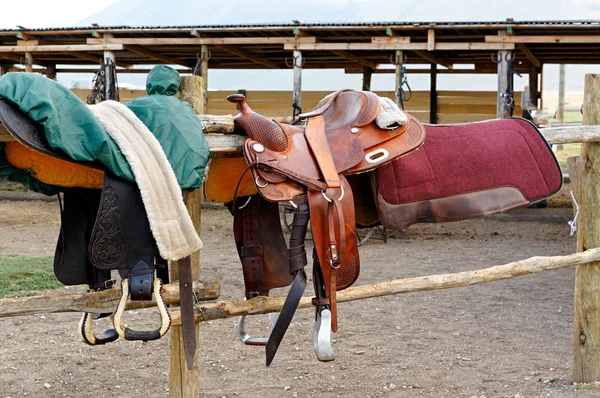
[496,49,513,119]
[540,64,545,110]
[558,64,566,123]
[169,75,204,397]
[394,50,403,108]
[200,44,209,110]
[0,66,6,76]
[45,64,56,80]
[292,49,302,118]
[574,73,600,383]
[103,50,116,100]
[529,64,540,108]
[24,52,32,73]
[430,63,437,124]
[362,67,373,91]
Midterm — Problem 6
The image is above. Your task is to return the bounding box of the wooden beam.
[574,73,600,383]
[486,35,600,43]
[125,45,189,67]
[528,64,540,107]
[395,50,403,108]
[292,49,302,117]
[427,29,435,51]
[17,40,39,46]
[286,42,515,51]
[65,51,102,64]
[0,53,24,63]
[88,37,317,46]
[0,280,219,318]
[330,50,376,68]
[199,44,209,110]
[219,45,279,69]
[516,43,540,68]
[412,50,453,69]
[24,52,32,72]
[45,64,56,80]
[557,64,566,123]
[169,248,600,325]
[0,44,123,53]
[496,31,512,119]
[362,67,373,91]
[15,31,31,40]
[430,63,437,124]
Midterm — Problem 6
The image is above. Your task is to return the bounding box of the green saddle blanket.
[0,65,210,194]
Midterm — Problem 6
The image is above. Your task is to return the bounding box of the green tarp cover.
[0,65,209,194]
[125,66,210,190]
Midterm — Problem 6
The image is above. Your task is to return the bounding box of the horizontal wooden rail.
[2,119,598,158]
[170,248,600,325]
[0,280,220,318]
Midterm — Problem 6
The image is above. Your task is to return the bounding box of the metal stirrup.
[78,312,119,346]
[238,310,278,346]
[113,279,171,341]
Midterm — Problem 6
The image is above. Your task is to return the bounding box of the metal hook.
[238,196,252,210]
[389,53,408,66]
[285,55,305,68]
[201,50,212,62]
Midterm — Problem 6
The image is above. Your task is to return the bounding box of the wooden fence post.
[574,73,600,383]
[170,75,205,397]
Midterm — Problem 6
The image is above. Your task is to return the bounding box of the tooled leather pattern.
[340,139,363,170]
[354,91,381,127]
[89,187,126,269]
[337,257,359,290]
[405,116,425,148]
[235,112,288,152]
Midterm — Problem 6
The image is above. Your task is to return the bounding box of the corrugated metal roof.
[3,19,600,32]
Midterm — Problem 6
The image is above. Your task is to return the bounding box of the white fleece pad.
[376,96,408,129]
[89,100,202,261]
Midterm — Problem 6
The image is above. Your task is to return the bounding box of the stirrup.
[313,308,335,361]
[238,311,278,346]
[114,278,171,341]
[78,312,119,346]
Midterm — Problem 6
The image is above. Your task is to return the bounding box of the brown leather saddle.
[227,89,426,365]
[0,98,197,368]
[223,89,562,366]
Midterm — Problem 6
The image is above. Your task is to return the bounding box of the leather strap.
[265,202,310,366]
[304,116,341,189]
[178,256,197,370]
[235,198,267,298]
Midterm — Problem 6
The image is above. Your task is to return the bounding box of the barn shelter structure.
[0,20,600,120]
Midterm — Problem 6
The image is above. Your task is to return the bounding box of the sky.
[0,0,119,29]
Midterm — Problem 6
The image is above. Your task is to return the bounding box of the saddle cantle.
[227,89,426,365]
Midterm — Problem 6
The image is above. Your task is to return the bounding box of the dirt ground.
[0,196,597,398]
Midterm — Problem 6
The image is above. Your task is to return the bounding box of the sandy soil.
[0,198,597,398]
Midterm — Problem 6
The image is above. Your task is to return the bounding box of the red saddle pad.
[376,118,562,230]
